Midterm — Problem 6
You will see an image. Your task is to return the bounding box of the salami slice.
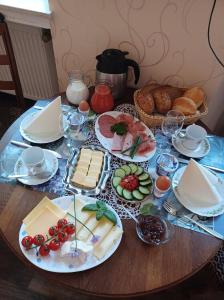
[98,114,116,138]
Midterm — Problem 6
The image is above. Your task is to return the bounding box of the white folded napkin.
[23,96,62,138]
[178,159,222,206]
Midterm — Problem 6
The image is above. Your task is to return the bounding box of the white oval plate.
[95,111,156,162]
[172,166,224,217]
[14,150,58,185]
[19,195,123,273]
[172,136,210,158]
[20,112,67,144]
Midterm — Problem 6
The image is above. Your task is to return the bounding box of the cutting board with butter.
[19,195,123,273]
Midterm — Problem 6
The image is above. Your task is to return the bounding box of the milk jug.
[66,70,89,105]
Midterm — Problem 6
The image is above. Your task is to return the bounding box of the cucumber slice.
[138,173,149,181]
[121,165,131,175]
[112,176,122,188]
[122,189,133,200]
[132,190,144,201]
[135,166,143,176]
[114,168,126,178]
[128,163,138,174]
[116,185,123,197]
[139,186,150,195]
[140,179,152,186]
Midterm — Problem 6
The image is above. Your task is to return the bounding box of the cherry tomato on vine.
[33,234,45,246]
[39,244,50,256]
[57,218,68,229]
[49,239,61,251]
[64,223,76,235]
[57,231,69,243]
[48,226,59,237]
[21,236,33,249]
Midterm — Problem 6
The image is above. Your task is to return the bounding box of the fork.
[163,201,224,240]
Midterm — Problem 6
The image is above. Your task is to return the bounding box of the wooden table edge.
[0,221,221,298]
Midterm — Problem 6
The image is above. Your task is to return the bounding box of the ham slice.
[122,132,133,152]
[111,133,125,151]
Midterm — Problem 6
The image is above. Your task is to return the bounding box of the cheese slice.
[25,204,66,236]
[23,96,62,138]
[75,166,88,174]
[94,226,123,259]
[23,196,64,225]
[66,198,91,232]
[71,173,87,186]
[87,217,113,245]
[77,214,99,241]
[178,159,222,206]
[77,161,90,169]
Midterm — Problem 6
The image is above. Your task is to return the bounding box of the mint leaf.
[140,203,159,216]
[82,204,98,212]
[96,200,107,211]
[103,210,117,225]
[96,210,104,221]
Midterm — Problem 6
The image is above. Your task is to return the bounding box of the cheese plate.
[19,195,123,273]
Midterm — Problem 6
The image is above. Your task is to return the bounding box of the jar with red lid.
[90,83,114,113]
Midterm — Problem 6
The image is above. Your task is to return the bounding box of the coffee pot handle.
[126,59,140,84]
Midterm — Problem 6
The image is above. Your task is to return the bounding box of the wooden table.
[0,92,222,298]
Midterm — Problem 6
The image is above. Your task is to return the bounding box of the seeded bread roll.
[183,87,205,108]
[137,92,155,114]
[172,97,197,115]
[153,90,172,114]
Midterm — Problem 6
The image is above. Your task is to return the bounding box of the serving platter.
[19,195,123,273]
[172,166,224,217]
[63,145,111,196]
[95,111,156,162]
[20,112,68,144]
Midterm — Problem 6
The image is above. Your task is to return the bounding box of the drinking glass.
[161,110,184,150]
[62,112,87,157]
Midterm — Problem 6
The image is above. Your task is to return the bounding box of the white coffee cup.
[182,124,207,150]
[21,147,46,174]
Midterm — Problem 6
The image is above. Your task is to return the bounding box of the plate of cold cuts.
[95,111,156,162]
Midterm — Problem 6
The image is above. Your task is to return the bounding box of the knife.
[178,157,224,173]
[10,140,62,159]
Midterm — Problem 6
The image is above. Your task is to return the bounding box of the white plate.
[172,166,224,217]
[19,195,123,273]
[172,135,210,158]
[14,150,58,185]
[20,112,67,144]
[95,111,156,162]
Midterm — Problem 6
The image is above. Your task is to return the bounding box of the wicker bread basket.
[134,88,208,128]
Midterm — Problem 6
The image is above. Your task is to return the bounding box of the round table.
[0,96,222,298]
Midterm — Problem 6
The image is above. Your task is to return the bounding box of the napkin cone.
[178,159,222,206]
[23,96,62,138]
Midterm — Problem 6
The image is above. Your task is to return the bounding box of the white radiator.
[0,21,59,100]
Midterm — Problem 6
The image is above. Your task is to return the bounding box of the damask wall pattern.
[49,0,224,130]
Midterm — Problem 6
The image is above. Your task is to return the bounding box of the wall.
[49,0,224,131]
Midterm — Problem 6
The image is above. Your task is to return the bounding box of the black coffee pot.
[96,49,140,99]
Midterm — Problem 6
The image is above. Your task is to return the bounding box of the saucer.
[172,135,210,158]
[14,150,58,185]
[20,112,68,144]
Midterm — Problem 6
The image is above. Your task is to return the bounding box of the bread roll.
[183,87,205,108]
[172,97,197,115]
[137,92,155,114]
[155,85,184,101]
[153,90,172,114]
[140,83,160,96]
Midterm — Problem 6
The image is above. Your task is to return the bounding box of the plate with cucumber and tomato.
[112,163,153,203]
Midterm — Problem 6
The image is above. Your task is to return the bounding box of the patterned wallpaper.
[49,0,224,131]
